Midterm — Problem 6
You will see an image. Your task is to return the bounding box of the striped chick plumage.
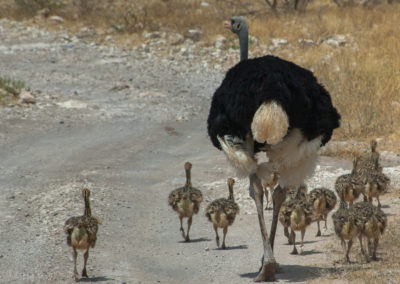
[261,172,279,210]
[353,139,381,184]
[332,192,363,264]
[64,215,99,249]
[279,186,314,254]
[335,172,365,207]
[308,187,337,236]
[279,185,308,244]
[353,201,387,261]
[63,188,100,282]
[205,178,240,249]
[168,162,203,241]
[168,186,203,216]
[365,170,390,208]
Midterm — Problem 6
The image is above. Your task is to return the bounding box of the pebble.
[185,29,202,42]
[322,35,347,47]
[271,38,288,46]
[168,33,184,45]
[48,15,64,23]
[19,90,36,104]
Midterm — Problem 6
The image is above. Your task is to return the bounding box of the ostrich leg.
[269,185,287,250]
[249,174,277,282]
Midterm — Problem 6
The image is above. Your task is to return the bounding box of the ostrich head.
[224,16,249,61]
[370,139,377,152]
[184,161,192,171]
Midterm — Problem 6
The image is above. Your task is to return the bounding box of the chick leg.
[179,215,185,240]
[73,248,79,282]
[222,226,228,249]
[82,248,89,277]
[213,223,219,247]
[185,216,192,242]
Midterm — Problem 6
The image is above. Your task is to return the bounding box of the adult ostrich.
[207,17,341,281]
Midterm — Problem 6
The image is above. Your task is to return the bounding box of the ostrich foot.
[342,255,351,264]
[254,260,276,282]
[74,274,79,282]
[82,268,88,278]
[180,228,185,240]
[360,247,370,263]
[275,263,283,274]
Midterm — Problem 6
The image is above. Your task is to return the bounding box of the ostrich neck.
[185,169,192,187]
[238,29,248,61]
[339,199,346,209]
[84,198,91,217]
[228,187,234,200]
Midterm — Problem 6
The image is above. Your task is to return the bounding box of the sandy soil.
[0,19,399,283]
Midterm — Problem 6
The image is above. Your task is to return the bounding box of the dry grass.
[0,0,399,148]
[248,3,400,144]
[0,76,25,105]
[319,140,369,159]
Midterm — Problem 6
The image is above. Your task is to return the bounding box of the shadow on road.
[213,244,248,250]
[178,237,211,243]
[318,233,334,238]
[240,264,337,282]
[299,249,323,256]
[80,276,115,282]
[283,240,318,246]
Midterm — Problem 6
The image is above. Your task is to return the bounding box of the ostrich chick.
[353,139,381,183]
[332,193,362,263]
[168,162,203,242]
[353,201,387,261]
[279,185,308,244]
[308,187,337,236]
[64,189,101,282]
[335,162,365,208]
[261,172,279,210]
[279,186,313,254]
[365,170,390,208]
[205,178,240,249]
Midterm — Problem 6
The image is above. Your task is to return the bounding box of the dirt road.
[1,19,399,283]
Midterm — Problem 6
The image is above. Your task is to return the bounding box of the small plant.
[0,76,26,105]
[14,0,64,16]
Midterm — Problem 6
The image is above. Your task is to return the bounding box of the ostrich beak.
[224,21,231,29]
